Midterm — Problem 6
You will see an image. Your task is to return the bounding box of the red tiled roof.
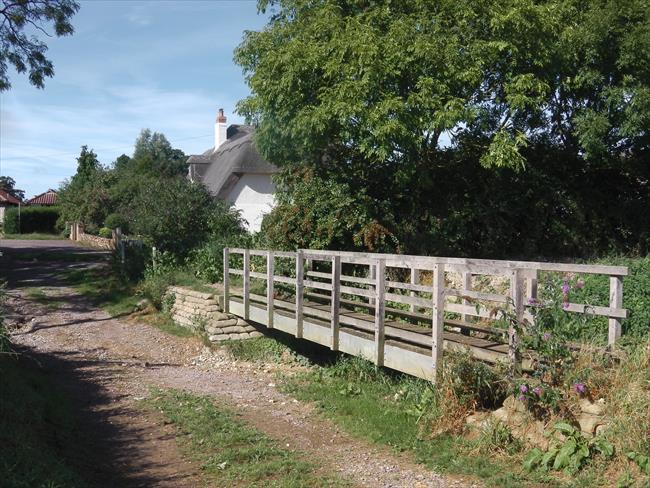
[26,189,58,206]
[0,189,21,205]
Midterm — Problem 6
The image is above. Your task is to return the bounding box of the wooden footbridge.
[222,248,628,381]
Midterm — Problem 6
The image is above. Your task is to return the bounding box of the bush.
[3,206,60,234]
[98,227,113,239]
[104,213,128,232]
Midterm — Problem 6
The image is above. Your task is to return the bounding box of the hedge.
[3,206,60,234]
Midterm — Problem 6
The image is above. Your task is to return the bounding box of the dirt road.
[2,240,470,488]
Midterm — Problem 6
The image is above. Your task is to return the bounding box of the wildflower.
[575,279,585,289]
[542,332,552,341]
[519,384,528,394]
[533,386,542,396]
[562,301,570,310]
[574,382,586,394]
[562,281,570,295]
[518,394,526,402]
[527,297,538,305]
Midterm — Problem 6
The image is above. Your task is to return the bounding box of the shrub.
[98,227,112,239]
[104,213,128,232]
[3,206,60,234]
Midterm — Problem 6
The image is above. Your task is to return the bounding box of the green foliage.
[445,351,508,409]
[524,422,614,474]
[131,129,187,178]
[144,388,346,487]
[626,452,650,476]
[0,176,24,201]
[3,206,60,234]
[239,0,650,257]
[98,227,112,238]
[0,0,80,91]
[104,212,128,231]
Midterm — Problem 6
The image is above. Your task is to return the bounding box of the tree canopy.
[237,0,650,257]
[0,176,24,201]
[0,0,80,91]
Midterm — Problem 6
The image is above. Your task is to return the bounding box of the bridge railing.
[223,248,628,380]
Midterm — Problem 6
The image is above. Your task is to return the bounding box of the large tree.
[236,0,650,256]
[1,0,80,91]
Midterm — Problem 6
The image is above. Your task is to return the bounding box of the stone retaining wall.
[166,285,262,342]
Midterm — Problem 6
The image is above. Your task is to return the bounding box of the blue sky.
[0,0,269,199]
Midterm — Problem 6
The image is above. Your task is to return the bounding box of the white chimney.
[214,108,227,150]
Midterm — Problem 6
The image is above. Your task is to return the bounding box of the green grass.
[0,355,89,487]
[13,250,108,262]
[62,266,140,317]
[25,287,63,310]
[2,232,65,240]
[143,388,347,488]
[278,356,556,487]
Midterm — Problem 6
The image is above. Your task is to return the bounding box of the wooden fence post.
[461,271,472,335]
[369,264,377,307]
[267,251,274,328]
[243,249,250,321]
[374,259,386,367]
[509,269,523,376]
[330,255,341,351]
[410,267,419,313]
[608,276,623,347]
[526,271,538,302]
[432,264,445,380]
[223,248,230,313]
[295,250,304,338]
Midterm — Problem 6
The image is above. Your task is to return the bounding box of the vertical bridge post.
[461,271,472,335]
[432,263,445,379]
[295,250,304,338]
[223,247,230,313]
[243,249,250,321]
[410,267,419,313]
[267,251,274,328]
[509,269,523,376]
[374,258,386,367]
[330,255,341,350]
[608,276,623,347]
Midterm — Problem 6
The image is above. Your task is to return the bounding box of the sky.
[0,0,269,199]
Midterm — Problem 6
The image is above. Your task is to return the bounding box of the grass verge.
[0,354,88,487]
[143,388,347,487]
[25,286,63,310]
[2,232,65,240]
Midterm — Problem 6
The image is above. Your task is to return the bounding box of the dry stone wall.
[166,286,262,342]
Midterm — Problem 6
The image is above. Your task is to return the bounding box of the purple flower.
[518,394,526,402]
[533,386,542,396]
[574,382,586,394]
[575,279,585,289]
[519,384,528,394]
[562,301,570,310]
[528,297,538,305]
[562,281,570,295]
[542,332,552,341]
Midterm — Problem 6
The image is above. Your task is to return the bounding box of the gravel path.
[3,240,476,488]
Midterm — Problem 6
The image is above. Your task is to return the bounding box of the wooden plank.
[341,274,374,285]
[243,249,250,321]
[230,269,244,276]
[272,275,297,285]
[250,271,267,279]
[303,279,333,292]
[432,264,445,378]
[293,249,629,276]
[445,288,508,304]
[306,270,331,279]
[608,276,623,346]
[340,285,375,299]
[509,269,523,375]
[385,292,432,308]
[296,250,304,339]
[386,280,432,293]
[461,271,472,333]
[410,268,419,313]
[223,247,230,313]
[331,255,341,350]
[374,259,386,366]
[267,251,274,328]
